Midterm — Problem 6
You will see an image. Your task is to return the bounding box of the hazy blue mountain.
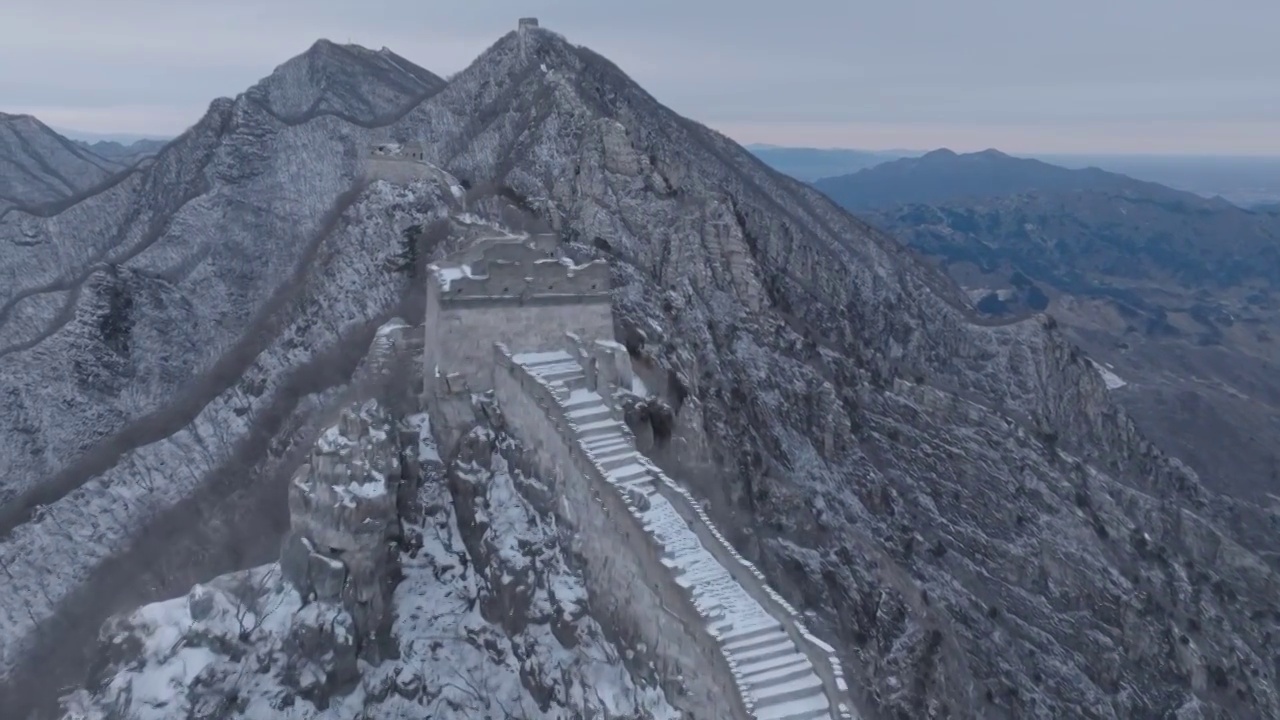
[746,145,911,181]
[51,128,175,145]
[74,138,170,164]
[1038,153,1280,207]
[851,150,1280,504]
[813,148,1177,210]
[752,143,1280,208]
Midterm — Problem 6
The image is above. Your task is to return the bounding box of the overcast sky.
[3,0,1277,154]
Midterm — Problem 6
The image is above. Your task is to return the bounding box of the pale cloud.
[2,0,1277,153]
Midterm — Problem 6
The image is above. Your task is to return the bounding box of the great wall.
[276,89,858,717]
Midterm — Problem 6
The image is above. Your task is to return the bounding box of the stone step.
[730,640,797,667]
[581,430,629,448]
[718,620,783,645]
[739,655,813,687]
[752,691,831,720]
[567,404,612,421]
[673,564,724,588]
[607,465,649,484]
[562,387,598,406]
[750,674,827,710]
[724,628,793,655]
[573,420,624,439]
[735,648,814,679]
[552,375,590,393]
[619,480,657,499]
[596,453,641,472]
[532,361,583,377]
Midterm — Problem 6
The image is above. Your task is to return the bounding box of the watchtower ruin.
[423,233,612,453]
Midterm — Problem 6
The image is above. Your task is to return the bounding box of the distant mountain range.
[74,138,169,164]
[0,113,125,213]
[812,148,1280,501]
[4,29,1280,720]
[812,148,1184,210]
[744,145,915,181]
[750,145,1280,206]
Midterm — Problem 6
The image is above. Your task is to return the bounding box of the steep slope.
[0,43,454,715]
[0,113,123,213]
[3,24,1280,720]
[383,27,1280,718]
[865,186,1280,502]
[813,148,1180,211]
[249,39,445,125]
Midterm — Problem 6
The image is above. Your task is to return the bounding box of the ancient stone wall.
[492,348,749,719]
[492,345,856,719]
[363,143,446,185]
[424,242,612,398]
[364,158,438,185]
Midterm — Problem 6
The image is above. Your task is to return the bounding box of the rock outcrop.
[62,392,678,720]
[281,400,405,664]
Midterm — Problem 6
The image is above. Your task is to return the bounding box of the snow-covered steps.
[508,349,850,720]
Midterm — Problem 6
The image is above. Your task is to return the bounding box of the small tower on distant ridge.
[518,17,538,58]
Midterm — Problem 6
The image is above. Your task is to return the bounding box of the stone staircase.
[514,351,854,720]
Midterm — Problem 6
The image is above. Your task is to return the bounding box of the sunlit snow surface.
[1090,359,1128,390]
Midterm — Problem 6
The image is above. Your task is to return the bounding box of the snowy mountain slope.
[378,27,1279,718]
[1,23,1278,720]
[0,40,448,520]
[248,40,445,126]
[0,112,123,214]
[0,57,454,713]
[60,411,677,720]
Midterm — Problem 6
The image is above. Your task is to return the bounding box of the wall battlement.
[363,142,446,185]
[423,234,613,405]
[430,241,609,303]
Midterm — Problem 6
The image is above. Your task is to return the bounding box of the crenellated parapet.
[423,233,615,453]
[363,141,452,185]
[429,240,610,305]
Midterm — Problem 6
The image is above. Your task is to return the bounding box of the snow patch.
[1090,359,1128,390]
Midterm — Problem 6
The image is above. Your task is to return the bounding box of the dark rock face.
[5,23,1280,720]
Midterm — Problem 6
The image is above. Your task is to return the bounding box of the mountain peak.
[246,39,445,125]
[816,145,1187,209]
[0,112,122,209]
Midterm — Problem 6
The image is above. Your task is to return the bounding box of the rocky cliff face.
[4,23,1280,720]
